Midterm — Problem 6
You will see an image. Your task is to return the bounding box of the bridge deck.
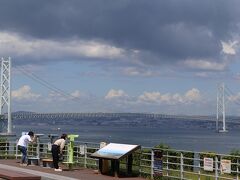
[0,159,145,180]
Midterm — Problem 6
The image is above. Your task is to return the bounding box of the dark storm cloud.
[0,0,239,63]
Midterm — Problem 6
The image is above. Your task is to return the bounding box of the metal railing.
[140,147,240,180]
[1,139,240,180]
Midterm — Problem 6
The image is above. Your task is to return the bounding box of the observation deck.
[0,159,144,180]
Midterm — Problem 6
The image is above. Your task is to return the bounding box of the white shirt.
[17,135,33,147]
[54,138,66,151]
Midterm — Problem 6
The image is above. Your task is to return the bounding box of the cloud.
[12,85,41,101]
[185,88,201,102]
[221,41,238,55]
[122,67,159,77]
[183,59,227,71]
[0,31,125,62]
[194,72,209,78]
[46,89,86,102]
[70,90,82,98]
[10,86,209,114]
[138,88,201,105]
[0,1,239,68]
[105,89,128,99]
[228,92,240,102]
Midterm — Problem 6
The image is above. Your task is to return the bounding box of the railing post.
[180,152,183,179]
[237,158,239,180]
[84,143,87,168]
[15,141,18,159]
[36,139,40,159]
[215,156,218,180]
[198,153,200,180]
[151,149,154,180]
[75,145,79,164]
[166,151,169,177]
[4,141,8,159]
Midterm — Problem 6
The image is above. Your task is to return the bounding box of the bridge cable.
[225,86,240,106]
[15,66,83,103]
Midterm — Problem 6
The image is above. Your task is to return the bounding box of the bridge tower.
[216,83,227,133]
[0,57,12,134]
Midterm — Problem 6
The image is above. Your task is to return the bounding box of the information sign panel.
[221,159,231,174]
[204,157,213,171]
[91,143,140,160]
[80,145,85,155]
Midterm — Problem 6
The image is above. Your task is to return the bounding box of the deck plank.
[0,169,41,180]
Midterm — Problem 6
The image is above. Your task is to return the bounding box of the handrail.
[0,140,240,179]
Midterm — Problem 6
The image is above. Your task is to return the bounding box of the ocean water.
[11,117,240,154]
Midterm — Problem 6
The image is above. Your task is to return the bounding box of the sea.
[8,116,240,154]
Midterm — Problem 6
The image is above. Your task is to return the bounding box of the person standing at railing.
[51,133,67,172]
[17,131,36,166]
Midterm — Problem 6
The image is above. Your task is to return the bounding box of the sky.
[0,0,240,115]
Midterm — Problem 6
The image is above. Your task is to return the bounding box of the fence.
[0,138,240,180]
[140,147,240,180]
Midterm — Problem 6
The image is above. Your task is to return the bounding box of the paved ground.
[0,159,146,180]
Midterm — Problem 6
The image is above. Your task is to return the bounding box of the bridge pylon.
[216,83,227,133]
[0,57,13,134]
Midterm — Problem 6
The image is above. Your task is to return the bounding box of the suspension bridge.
[0,57,239,135]
[9,112,215,121]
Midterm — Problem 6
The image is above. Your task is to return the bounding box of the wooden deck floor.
[0,160,146,180]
